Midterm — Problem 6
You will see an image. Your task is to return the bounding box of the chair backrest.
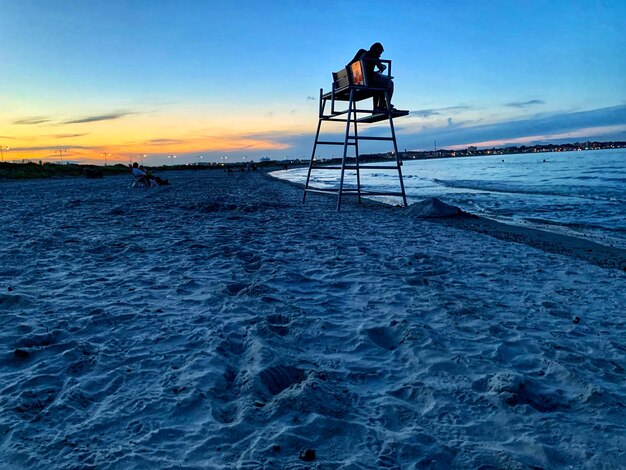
[349,60,367,86]
[331,59,368,92]
[332,68,350,90]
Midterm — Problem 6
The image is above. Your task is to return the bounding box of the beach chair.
[131,172,156,188]
[302,58,409,210]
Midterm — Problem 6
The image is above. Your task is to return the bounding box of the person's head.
[132,162,138,168]
[370,42,384,56]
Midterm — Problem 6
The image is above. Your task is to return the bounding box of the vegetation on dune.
[0,160,295,181]
[0,162,131,180]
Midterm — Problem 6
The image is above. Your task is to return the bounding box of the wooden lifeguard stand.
[302,58,409,210]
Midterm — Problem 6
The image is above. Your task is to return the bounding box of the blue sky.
[1,0,625,164]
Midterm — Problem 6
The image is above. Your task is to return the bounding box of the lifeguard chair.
[302,58,409,210]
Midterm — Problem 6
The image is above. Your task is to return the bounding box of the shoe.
[373,105,398,114]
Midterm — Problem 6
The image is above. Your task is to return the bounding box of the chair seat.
[358,109,409,123]
[321,86,389,102]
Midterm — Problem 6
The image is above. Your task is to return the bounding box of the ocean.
[274,149,626,249]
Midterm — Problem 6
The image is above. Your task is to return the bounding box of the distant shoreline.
[0,161,287,182]
[2,144,623,181]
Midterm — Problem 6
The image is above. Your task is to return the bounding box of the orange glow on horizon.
[0,99,320,163]
[1,134,291,163]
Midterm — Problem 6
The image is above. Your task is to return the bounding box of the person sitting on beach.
[349,42,395,113]
[131,162,169,187]
[131,162,150,186]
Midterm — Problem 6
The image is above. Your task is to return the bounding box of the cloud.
[398,104,626,149]
[0,135,15,139]
[448,124,626,149]
[8,145,96,152]
[63,111,134,124]
[504,99,545,108]
[168,104,626,158]
[145,138,185,145]
[410,105,471,118]
[51,133,88,139]
[13,116,51,125]
[12,112,135,127]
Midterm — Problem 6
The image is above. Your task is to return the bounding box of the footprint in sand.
[259,365,306,397]
[365,321,408,351]
[265,314,291,336]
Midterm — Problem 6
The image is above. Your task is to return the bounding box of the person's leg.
[371,75,394,110]
[373,94,383,111]
[379,76,394,109]
[386,78,394,106]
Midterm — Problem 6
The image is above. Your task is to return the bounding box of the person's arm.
[371,53,386,72]
[362,50,386,73]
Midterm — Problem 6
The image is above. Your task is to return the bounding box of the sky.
[1,0,625,165]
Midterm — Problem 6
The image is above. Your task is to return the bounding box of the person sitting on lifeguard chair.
[349,42,395,113]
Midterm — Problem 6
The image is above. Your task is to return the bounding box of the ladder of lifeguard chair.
[303,87,408,210]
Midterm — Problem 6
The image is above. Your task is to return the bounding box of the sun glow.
[0,108,307,164]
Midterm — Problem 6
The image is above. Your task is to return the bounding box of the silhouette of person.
[350,42,394,112]
[131,162,169,186]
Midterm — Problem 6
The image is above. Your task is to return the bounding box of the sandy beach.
[1,169,625,469]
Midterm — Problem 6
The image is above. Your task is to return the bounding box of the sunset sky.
[1,0,625,165]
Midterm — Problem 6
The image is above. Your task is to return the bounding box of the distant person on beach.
[131,162,169,186]
[349,42,395,113]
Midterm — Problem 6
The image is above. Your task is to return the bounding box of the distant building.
[260,157,271,162]
[467,146,477,154]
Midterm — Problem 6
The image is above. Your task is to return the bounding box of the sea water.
[273,149,626,248]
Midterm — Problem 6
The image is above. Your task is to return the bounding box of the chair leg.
[387,92,407,207]
[303,90,326,204]
[352,99,361,204]
[337,89,354,211]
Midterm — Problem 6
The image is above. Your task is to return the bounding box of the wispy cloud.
[63,111,134,124]
[399,104,626,149]
[448,125,626,149]
[504,99,545,108]
[0,135,15,139]
[13,116,51,125]
[410,105,471,118]
[119,130,292,155]
[145,138,185,145]
[13,111,136,126]
[51,133,89,139]
[8,145,96,152]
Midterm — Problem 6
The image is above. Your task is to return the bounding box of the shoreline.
[440,215,626,271]
[269,171,626,271]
